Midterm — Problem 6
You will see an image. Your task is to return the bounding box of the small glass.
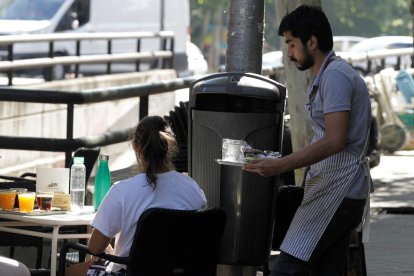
[222,138,248,163]
[18,192,36,213]
[0,189,17,210]
[12,188,28,209]
[36,191,54,211]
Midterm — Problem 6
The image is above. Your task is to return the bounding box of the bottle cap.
[100,153,109,161]
[73,156,84,164]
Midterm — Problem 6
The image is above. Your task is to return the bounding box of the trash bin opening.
[194,94,280,113]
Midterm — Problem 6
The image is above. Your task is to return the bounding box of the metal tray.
[0,208,67,216]
[215,159,244,167]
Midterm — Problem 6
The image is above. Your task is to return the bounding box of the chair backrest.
[69,147,100,183]
[0,175,36,192]
[127,207,226,276]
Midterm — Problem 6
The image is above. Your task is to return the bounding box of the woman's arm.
[87,228,113,255]
[66,229,114,276]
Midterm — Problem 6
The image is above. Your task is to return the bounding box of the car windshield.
[0,0,65,20]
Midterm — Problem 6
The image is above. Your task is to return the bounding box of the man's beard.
[296,47,314,71]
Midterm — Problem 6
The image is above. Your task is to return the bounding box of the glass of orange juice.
[18,192,36,213]
[0,189,17,210]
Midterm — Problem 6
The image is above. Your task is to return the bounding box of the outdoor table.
[0,206,95,276]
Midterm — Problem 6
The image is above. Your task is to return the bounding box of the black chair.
[345,229,367,276]
[59,207,227,276]
[164,101,189,173]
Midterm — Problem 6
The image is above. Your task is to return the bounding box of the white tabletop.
[0,206,95,226]
[0,206,95,276]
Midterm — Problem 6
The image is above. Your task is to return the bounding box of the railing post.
[380,58,385,71]
[107,39,112,74]
[45,41,55,81]
[139,96,149,121]
[161,38,167,69]
[395,56,401,71]
[66,104,75,168]
[75,40,81,78]
[7,44,13,86]
[136,39,141,72]
[169,37,175,69]
[367,60,372,74]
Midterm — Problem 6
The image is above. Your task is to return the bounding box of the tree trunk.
[411,0,414,67]
[226,0,265,73]
[275,0,320,185]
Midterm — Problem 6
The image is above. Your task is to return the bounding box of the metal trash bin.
[188,72,286,266]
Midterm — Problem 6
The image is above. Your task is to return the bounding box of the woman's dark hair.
[131,116,177,187]
[278,5,333,52]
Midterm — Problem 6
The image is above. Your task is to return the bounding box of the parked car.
[262,36,366,72]
[181,41,208,77]
[338,36,413,75]
[333,35,366,52]
[349,36,412,52]
[262,50,283,69]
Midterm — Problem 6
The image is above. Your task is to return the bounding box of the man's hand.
[242,158,284,177]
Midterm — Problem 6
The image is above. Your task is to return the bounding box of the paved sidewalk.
[261,150,414,276]
[365,150,414,275]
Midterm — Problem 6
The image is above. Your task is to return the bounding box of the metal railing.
[0,76,196,167]
[260,47,414,78]
[0,31,174,85]
[338,47,414,74]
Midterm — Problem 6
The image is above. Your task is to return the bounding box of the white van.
[0,0,191,78]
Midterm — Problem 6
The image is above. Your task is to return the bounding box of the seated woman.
[66,116,207,276]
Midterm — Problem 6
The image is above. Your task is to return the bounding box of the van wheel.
[379,123,407,153]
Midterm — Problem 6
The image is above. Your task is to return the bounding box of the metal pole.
[226,0,265,74]
[7,44,13,86]
[221,1,266,275]
[65,104,74,168]
[160,0,165,31]
[157,0,165,69]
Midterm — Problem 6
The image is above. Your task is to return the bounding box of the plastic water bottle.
[94,153,111,210]
[70,156,86,210]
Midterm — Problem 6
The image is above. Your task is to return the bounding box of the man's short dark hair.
[278,5,333,52]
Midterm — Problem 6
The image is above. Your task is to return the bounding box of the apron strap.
[358,124,373,243]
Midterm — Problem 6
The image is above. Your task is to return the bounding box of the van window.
[55,0,90,32]
[387,43,412,49]
[0,0,65,20]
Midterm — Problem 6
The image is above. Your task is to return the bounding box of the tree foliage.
[190,0,413,54]
[322,0,412,37]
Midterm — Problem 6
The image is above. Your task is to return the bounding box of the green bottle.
[94,153,111,210]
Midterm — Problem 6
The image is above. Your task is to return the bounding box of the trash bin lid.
[191,72,283,101]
